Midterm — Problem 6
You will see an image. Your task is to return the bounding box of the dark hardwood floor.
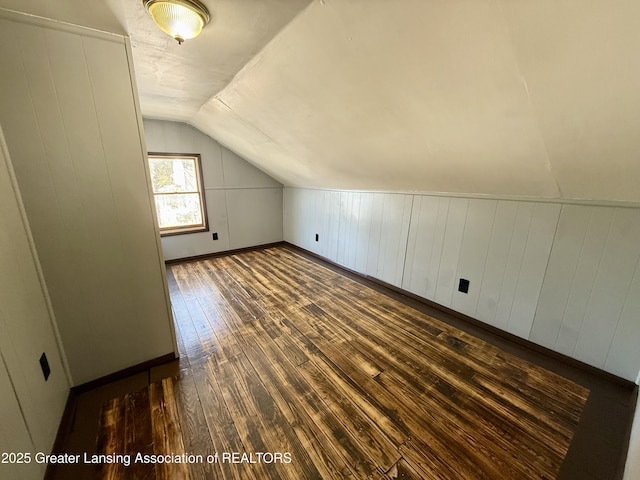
[51,245,636,479]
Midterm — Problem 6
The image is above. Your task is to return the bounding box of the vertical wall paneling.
[316,190,330,258]
[142,119,283,260]
[552,208,614,356]
[284,187,640,381]
[226,188,283,249]
[506,203,560,339]
[288,190,413,286]
[402,195,440,297]
[86,35,178,365]
[46,28,125,373]
[451,199,497,317]
[339,190,354,269]
[12,23,94,367]
[0,13,175,385]
[283,187,300,248]
[475,201,519,326]
[530,205,593,348]
[573,208,640,370]
[365,193,385,278]
[305,188,318,252]
[329,190,341,262]
[347,192,362,269]
[0,354,43,479]
[292,188,303,250]
[533,206,640,378]
[316,190,330,260]
[376,194,413,287]
[0,126,69,460]
[287,187,301,249]
[605,255,640,379]
[434,197,469,307]
[336,191,349,267]
[492,202,535,331]
[354,192,373,273]
[426,197,452,301]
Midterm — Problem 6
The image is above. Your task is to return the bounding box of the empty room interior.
[1,1,640,479]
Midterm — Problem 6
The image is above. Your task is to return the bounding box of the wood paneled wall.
[0,12,175,386]
[0,128,68,479]
[531,205,640,380]
[284,188,640,382]
[143,119,283,260]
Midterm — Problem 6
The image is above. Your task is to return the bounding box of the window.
[148,153,208,236]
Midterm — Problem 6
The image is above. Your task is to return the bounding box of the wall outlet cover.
[458,278,470,294]
[39,352,50,381]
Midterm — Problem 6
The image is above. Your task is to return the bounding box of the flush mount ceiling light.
[143,0,210,45]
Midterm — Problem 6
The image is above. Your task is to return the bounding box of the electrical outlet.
[458,278,470,294]
[212,232,218,241]
[315,233,319,242]
[39,352,50,381]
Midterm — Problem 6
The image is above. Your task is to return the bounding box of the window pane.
[154,193,204,229]
[149,157,198,193]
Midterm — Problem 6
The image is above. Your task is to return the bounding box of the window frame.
[148,152,209,237]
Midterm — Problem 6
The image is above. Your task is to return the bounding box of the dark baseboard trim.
[283,242,635,389]
[164,241,286,265]
[71,352,177,395]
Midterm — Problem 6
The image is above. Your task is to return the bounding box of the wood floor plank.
[149,379,190,480]
[97,398,126,480]
[307,292,581,453]
[241,320,390,479]
[387,459,426,480]
[260,249,584,478]
[171,370,219,480]
[240,341,353,480]
[175,287,257,480]
[234,352,325,479]
[333,278,588,430]
[207,358,281,480]
[280,311,514,479]
[123,389,155,480]
[299,302,568,478]
[96,246,591,480]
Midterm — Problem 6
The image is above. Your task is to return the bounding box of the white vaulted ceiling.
[3,0,640,203]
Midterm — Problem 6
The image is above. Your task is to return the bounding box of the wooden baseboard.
[164,241,286,265]
[283,242,635,389]
[71,352,177,394]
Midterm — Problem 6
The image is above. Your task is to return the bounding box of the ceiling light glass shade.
[143,0,210,44]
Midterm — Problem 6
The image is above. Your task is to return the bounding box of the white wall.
[0,128,69,479]
[530,206,640,380]
[143,119,283,260]
[0,12,175,386]
[284,188,640,382]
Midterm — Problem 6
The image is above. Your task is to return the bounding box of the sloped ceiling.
[3,0,640,203]
[191,0,640,203]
